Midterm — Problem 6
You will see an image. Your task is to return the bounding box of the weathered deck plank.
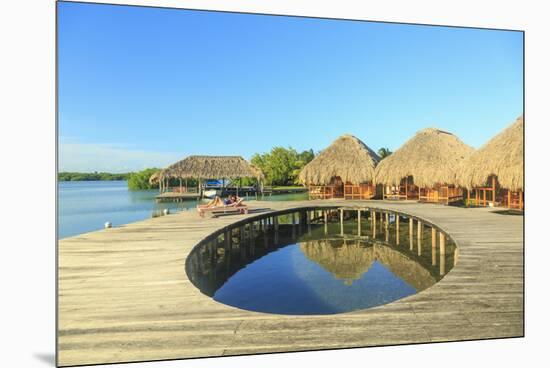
[58,200,523,366]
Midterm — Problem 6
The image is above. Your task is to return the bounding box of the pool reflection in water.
[186,209,457,315]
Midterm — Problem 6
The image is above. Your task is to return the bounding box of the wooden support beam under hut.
[375,128,473,204]
[298,134,380,200]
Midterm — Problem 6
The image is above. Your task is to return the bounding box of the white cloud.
[58,138,182,173]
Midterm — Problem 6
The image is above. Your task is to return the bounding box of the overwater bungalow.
[375,128,473,204]
[157,155,263,198]
[458,115,523,210]
[298,134,380,200]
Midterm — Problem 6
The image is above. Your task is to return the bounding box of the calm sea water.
[58,181,307,239]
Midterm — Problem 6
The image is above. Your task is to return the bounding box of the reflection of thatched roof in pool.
[375,128,473,187]
[458,115,523,191]
[298,134,380,185]
[300,239,376,284]
[163,155,264,179]
[300,239,436,290]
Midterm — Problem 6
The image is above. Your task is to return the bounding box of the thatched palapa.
[375,128,473,188]
[164,155,263,180]
[298,134,380,200]
[299,134,379,185]
[459,115,523,191]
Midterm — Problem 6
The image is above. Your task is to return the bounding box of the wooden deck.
[57,200,524,367]
[155,192,200,202]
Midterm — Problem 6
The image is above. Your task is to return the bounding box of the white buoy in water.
[163,209,169,215]
[104,222,112,229]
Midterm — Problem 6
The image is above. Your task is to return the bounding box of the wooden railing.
[503,190,524,210]
[309,185,339,200]
[344,183,375,200]
[383,185,419,200]
[419,186,463,204]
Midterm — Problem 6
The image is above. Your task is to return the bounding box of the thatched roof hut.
[163,155,263,179]
[458,116,523,191]
[375,128,473,188]
[298,134,380,185]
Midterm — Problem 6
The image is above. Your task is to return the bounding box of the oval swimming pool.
[186,208,457,315]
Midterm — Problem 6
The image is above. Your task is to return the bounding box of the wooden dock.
[155,192,200,202]
[58,200,523,366]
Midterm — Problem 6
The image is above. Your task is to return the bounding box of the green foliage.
[377,147,393,159]
[251,147,314,186]
[58,171,129,181]
[127,168,160,190]
[127,169,199,191]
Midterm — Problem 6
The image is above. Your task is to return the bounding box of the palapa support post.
[431,228,437,265]
[240,228,247,261]
[372,210,376,238]
[292,213,297,239]
[520,190,523,210]
[224,230,231,253]
[209,240,216,266]
[417,221,423,256]
[324,210,328,235]
[439,232,446,275]
[248,222,254,246]
[491,176,497,206]
[340,209,344,236]
[240,225,245,244]
[409,217,414,251]
[273,217,279,245]
[385,212,389,242]
[357,210,361,237]
[396,213,400,245]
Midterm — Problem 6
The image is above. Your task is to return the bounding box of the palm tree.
[377,147,393,159]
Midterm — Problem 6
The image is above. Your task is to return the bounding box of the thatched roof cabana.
[163,155,263,180]
[298,134,380,185]
[458,116,523,191]
[375,128,473,188]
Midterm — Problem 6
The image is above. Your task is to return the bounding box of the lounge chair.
[197,197,249,218]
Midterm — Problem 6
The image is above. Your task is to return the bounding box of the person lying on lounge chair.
[199,194,237,208]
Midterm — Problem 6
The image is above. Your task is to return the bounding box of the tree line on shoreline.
[58,147,392,190]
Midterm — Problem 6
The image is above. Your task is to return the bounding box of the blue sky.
[58,2,523,173]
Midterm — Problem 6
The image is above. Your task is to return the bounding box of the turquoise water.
[58,181,306,239]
